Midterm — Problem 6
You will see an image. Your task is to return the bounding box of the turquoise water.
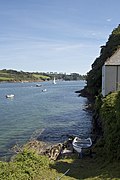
[0,80,92,158]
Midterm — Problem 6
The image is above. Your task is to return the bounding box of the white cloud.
[107,18,112,22]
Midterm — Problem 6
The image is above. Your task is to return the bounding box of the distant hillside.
[0,69,50,82]
[0,69,85,82]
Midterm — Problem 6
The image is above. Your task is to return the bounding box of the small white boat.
[72,137,92,153]
[53,77,56,84]
[36,84,42,87]
[42,89,47,92]
[6,94,15,98]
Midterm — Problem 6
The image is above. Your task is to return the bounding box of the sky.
[0,0,120,75]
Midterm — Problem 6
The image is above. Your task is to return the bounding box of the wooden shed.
[102,48,120,97]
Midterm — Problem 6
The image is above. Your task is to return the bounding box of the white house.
[102,48,120,97]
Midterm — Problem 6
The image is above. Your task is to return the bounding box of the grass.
[0,70,51,82]
[0,77,14,81]
[33,74,50,80]
[52,154,120,180]
[0,149,120,180]
[0,72,10,76]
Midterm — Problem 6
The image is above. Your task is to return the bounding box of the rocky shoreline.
[12,137,75,161]
[75,88,102,143]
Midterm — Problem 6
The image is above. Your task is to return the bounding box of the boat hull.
[72,137,92,153]
[6,94,14,98]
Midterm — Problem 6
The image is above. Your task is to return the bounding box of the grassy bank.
[0,148,120,180]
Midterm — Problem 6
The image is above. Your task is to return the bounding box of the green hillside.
[83,24,120,162]
[0,69,50,82]
[86,24,120,97]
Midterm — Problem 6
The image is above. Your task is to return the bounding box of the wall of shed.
[102,65,120,96]
[118,66,120,90]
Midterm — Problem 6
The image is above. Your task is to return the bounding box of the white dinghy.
[6,94,15,98]
[72,137,92,153]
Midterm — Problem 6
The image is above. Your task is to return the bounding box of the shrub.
[100,92,120,160]
[0,149,50,180]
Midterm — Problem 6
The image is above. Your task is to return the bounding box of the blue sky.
[0,0,120,74]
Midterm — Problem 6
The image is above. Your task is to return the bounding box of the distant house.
[102,48,120,97]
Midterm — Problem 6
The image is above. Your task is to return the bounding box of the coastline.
[0,79,44,83]
[0,86,120,179]
[75,87,102,143]
[0,80,91,161]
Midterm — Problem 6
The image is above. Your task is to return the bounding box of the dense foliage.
[84,24,120,162]
[100,92,120,161]
[86,24,120,96]
[47,72,86,81]
[0,149,51,180]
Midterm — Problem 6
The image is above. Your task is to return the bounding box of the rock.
[12,137,75,161]
[22,140,51,155]
[44,138,74,160]
[44,143,63,160]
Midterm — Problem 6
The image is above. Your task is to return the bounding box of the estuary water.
[0,80,92,159]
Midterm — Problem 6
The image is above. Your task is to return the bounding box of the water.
[0,80,92,159]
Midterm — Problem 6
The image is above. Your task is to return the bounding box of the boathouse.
[102,48,120,97]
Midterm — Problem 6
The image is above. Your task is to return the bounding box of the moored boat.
[6,94,15,98]
[72,137,92,153]
[42,89,47,92]
[36,84,42,87]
